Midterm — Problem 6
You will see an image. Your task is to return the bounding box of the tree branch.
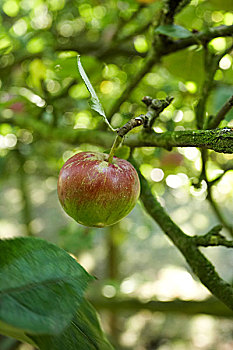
[162,25,233,55]
[198,150,233,237]
[91,297,233,318]
[130,157,233,310]
[206,184,233,237]
[162,0,192,25]
[192,225,233,247]
[142,96,174,128]
[107,25,233,120]
[127,127,233,154]
[7,117,233,154]
[195,47,216,129]
[208,94,233,129]
[196,43,233,129]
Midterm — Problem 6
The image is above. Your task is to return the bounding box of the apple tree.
[0,0,233,349]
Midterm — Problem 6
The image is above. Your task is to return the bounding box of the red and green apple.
[57,152,140,227]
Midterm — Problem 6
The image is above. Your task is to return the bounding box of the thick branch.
[7,117,233,154]
[91,297,233,318]
[127,127,233,153]
[130,158,233,310]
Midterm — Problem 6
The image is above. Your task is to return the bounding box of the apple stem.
[108,135,122,163]
[108,115,147,163]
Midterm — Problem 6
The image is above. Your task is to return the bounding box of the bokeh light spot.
[219,55,232,70]
[100,81,114,94]
[151,168,164,182]
[102,285,116,298]
[3,0,19,17]
[134,36,149,53]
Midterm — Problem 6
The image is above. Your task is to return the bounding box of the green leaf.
[0,237,93,338]
[155,24,192,39]
[31,299,114,350]
[77,56,115,131]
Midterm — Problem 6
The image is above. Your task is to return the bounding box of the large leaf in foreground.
[31,299,114,350]
[0,237,93,337]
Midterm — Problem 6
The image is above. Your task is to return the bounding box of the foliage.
[0,0,233,349]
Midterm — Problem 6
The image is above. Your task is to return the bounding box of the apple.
[57,152,140,227]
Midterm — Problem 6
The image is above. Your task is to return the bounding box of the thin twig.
[162,25,233,55]
[208,94,233,129]
[108,115,147,162]
[199,150,233,238]
[206,186,233,238]
[143,96,174,128]
[192,225,233,248]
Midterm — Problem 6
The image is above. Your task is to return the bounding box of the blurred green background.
[0,0,233,349]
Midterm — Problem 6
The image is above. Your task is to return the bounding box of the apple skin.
[57,152,140,227]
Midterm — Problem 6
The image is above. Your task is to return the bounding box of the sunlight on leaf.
[77,56,116,131]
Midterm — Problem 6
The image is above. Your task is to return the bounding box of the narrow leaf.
[31,299,115,350]
[155,24,192,39]
[0,237,93,338]
[77,56,115,131]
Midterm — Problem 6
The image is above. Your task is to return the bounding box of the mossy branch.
[127,127,233,153]
[6,116,233,154]
[130,157,233,310]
